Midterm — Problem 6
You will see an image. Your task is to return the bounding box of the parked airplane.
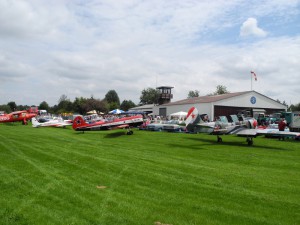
[185,107,251,134]
[185,107,259,145]
[186,107,300,145]
[0,111,36,125]
[32,117,72,128]
[72,115,144,134]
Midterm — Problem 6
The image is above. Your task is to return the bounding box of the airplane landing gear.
[126,127,133,135]
[127,130,133,135]
[278,137,285,141]
[246,137,253,146]
[217,136,222,142]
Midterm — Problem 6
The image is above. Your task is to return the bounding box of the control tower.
[156,86,174,105]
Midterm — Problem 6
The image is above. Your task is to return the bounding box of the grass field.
[0,123,299,225]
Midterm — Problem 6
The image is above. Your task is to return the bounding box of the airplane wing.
[110,124,129,130]
[256,129,300,139]
[235,128,300,144]
[10,111,26,115]
[236,129,258,137]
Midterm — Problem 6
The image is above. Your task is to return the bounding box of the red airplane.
[0,111,37,125]
[72,115,144,134]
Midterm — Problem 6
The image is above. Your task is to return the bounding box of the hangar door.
[214,105,284,117]
[159,107,167,117]
[214,105,250,117]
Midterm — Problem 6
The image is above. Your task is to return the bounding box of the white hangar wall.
[215,91,285,109]
[153,103,212,118]
[212,91,287,119]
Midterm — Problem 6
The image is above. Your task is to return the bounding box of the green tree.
[120,100,136,111]
[108,102,120,111]
[105,90,120,110]
[0,104,11,113]
[82,98,109,114]
[7,101,17,111]
[140,88,159,105]
[288,103,300,111]
[39,101,50,111]
[50,105,58,114]
[207,85,229,96]
[214,85,229,95]
[105,90,120,105]
[73,97,87,115]
[57,95,73,113]
[187,90,199,98]
[59,94,68,103]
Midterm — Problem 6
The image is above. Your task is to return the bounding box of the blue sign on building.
[250,96,256,104]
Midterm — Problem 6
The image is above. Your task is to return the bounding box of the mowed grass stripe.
[1,123,300,225]
[0,139,110,224]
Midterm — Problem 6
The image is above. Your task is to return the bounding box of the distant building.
[129,90,287,120]
[129,104,155,114]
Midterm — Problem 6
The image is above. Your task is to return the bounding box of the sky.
[0,0,300,107]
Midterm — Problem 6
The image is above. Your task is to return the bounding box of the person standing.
[278,118,287,131]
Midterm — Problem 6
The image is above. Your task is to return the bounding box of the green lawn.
[0,123,299,225]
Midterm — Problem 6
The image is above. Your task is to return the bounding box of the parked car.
[146,120,185,132]
[146,123,164,131]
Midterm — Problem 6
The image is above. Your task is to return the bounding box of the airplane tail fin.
[185,107,201,132]
[32,117,40,128]
[72,116,87,130]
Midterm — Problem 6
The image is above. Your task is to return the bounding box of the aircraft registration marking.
[0,116,10,121]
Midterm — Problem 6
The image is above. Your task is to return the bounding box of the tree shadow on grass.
[182,136,291,151]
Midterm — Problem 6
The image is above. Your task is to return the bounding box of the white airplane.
[185,107,269,146]
[32,117,72,128]
[185,107,253,134]
[185,107,300,145]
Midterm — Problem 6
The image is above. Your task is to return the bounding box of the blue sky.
[0,0,299,106]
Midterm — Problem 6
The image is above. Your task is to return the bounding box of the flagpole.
[251,71,252,91]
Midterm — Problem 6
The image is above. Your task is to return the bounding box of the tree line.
[0,88,158,115]
[1,86,299,114]
[0,90,135,115]
[0,86,224,114]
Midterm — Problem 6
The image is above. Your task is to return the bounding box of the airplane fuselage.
[73,115,144,132]
[0,111,36,124]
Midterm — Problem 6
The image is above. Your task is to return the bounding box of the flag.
[251,71,257,81]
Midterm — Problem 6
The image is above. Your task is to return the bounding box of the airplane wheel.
[217,137,222,142]
[247,140,253,146]
[127,131,133,135]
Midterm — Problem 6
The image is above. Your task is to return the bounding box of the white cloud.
[0,1,299,106]
[240,18,267,37]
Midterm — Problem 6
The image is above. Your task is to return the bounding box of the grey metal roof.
[129,104,154,110]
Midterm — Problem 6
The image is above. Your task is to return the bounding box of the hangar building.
[152,90,287,120]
